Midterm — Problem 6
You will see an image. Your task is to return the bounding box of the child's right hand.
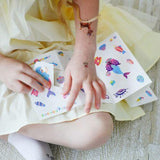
[0,55,50,93]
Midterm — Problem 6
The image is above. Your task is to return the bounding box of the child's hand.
[62,51,106,113]
[0,56,50,93]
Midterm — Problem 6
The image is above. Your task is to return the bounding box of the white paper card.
[125,86,158,107]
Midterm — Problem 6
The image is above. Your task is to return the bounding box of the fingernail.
[85,108,90,113]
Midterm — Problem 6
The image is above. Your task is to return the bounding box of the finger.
[13,81,31,93]
[92,81,101,109]
[18,73,44,92]
[83,82,93,114]
[97,79,106,99]
[66,81,81,111]
[62,71,72,95]
[21,64,51,89]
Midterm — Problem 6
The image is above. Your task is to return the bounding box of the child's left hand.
[62,50,106,113]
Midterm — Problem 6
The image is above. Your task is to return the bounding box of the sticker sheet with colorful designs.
[27,32,158,120]
[29,61,84,120]
[27,50,72,70]
[95,32,153,103]
[125,86,158,107]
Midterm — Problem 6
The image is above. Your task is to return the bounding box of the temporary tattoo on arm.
[83,62,89,68]
[80,22,93,36]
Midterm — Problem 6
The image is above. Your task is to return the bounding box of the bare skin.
[0,54,50,93]
[1,112,113,151]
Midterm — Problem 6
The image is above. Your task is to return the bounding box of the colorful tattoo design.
[80,22,93,36]
[115,45,126,54]
[127,59,134,64]
[68,1,98,37]
[49,62,58,66]
[137,97,144,102]
[36,66,52,87]
[99,44,106,51]
[110,80,116,86]
[81,88,85,93]
[58,51,64,56]
[94,57,102,66]
[83,62,89,68]
[29,56,51,66]
[105,58,130,79]
[145,90,152,97]
[57,76,64,84]
[31,89,39,97]
[47,89,56,98]
[114,88,128,98]
[35,101,46,107]
[137,75,144,83]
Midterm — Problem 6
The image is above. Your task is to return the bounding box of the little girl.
[0,0,160,159]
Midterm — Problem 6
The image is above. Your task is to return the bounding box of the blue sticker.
[145,90,152,97]
[137,75,144,83]
[35,101,45,107]
[99,44,106,51]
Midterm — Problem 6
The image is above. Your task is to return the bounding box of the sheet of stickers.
[27,32,158,120]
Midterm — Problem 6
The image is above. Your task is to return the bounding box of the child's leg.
[18,112,113,150]
[0,135,8,141]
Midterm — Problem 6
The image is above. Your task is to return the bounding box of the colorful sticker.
[137,75,144,83]
[29,56,51,66]
[58,51,64,56]
[145,90,152,97]
[81,88,85,93]
[114,88,128,98]
[110,80,116,86]
[99,44,106,51]
[36,66,50,81]
[94,57,102,66]
[113,36,117,39]
[57,76,64,84]
[47,89,56,98]
[35,101,46,107]
[115,45,126,54]
[110,38,113,42]
[31,89,39,97]
[126,59,134,64]
[137,97,144,102]
[41,106,66,117]
[49,62,58,66]
[105,58,130,79]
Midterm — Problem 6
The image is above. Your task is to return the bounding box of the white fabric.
[8,133,54,160]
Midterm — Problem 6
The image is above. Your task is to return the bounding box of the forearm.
[72,0,99,55]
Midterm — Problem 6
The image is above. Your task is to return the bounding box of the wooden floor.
[0,0,160,160]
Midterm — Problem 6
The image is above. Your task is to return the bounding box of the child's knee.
[74,112,113,151]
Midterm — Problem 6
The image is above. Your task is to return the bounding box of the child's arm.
[0,53,50,93]
[62,0,106,113]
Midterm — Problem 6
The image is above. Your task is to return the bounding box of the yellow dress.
[0,0,159,135]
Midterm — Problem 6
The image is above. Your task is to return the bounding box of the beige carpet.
[0,0,160,160]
